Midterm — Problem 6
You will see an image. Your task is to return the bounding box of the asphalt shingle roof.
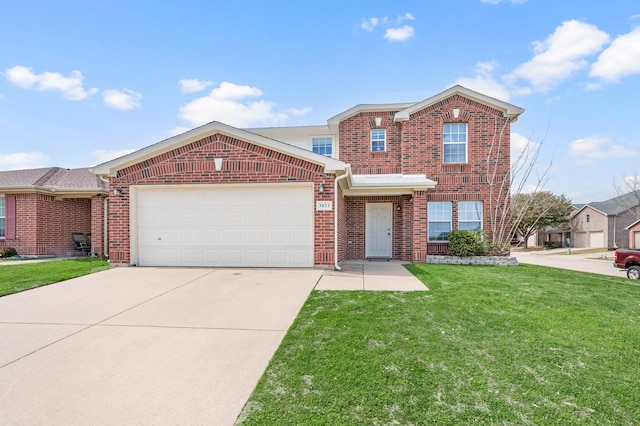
[0,167,107,192]
[586,191,640,215]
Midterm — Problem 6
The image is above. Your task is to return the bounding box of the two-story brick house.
[91,85,523,267]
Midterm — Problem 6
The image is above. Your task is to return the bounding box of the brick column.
[412,191,427,262]
[90,196,105,257]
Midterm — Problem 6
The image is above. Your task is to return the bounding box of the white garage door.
[133,184,314,267]
[635,232,640,249]
[589,231,604,248]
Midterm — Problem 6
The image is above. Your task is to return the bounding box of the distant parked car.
[510,238,523,247]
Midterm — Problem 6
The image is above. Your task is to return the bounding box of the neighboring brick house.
[92,85,524,267]
[0,167,108,257]
[626,219,640,249]
[570,191,640,249]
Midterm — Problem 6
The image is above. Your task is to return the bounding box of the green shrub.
[0,247,18,258]
[544,241,559,249]
[447,230,479,257]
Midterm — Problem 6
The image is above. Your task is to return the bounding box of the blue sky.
[1,0,639,203]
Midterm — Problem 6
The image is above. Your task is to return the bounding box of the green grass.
[0,258,111,297]
[237,264,640,425]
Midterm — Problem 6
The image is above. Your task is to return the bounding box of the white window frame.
[311,136,334,157]
[458,201,483,232]
[370,129,386,152]
[0,195,5,238]
[443,123,468,164]
[428,201,452,242]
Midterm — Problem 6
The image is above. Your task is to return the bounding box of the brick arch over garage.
[106,133,336,266]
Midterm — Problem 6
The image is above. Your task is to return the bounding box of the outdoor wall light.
[397,204,402,211]
[214,158,223,171]
[113,188,122,196]
[318,183,325,194]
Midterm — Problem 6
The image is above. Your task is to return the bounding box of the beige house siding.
[570,207,608,248]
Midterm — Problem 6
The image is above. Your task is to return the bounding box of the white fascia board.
[0,186,106,197]
[91,121,348,176]
[394,85,525,123]
[327,102,417,128]
[339,173,437,196]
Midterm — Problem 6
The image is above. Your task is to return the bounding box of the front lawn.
[237,264,640,425]
[0,258,111,297]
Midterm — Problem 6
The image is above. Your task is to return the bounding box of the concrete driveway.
[0,267,322,425]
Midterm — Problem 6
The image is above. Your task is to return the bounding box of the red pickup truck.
[613,248,640,279]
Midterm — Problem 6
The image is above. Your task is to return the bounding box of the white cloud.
[453,61,511,101]
[360,17,378,31]
[506,20,610,92]
[5,65,98,100]
[103,88,142,110]
[360,13,416,41]
[384,25,415,42]
[178,81,311,128]
[511,132,540,168]
[0,152,48,170]
[590,26,640,82]
[567,136,637,166]
[178,78,215,94]
[91,148,137,164]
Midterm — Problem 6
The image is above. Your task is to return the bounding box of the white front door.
[365,203,392,258]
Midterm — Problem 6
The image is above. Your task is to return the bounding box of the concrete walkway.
[317,261,427,291]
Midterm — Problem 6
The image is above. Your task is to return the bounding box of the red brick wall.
[107,133,336,265]
[339,94,512,260]
[339,112,403,174]
[90,196,106,257]
[0,193,91,256]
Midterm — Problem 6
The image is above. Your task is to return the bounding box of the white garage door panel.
[135,185,314,267]
[589,232,604,248]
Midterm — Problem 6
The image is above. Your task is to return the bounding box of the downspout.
[334,172,349,270]
[103,197,108,258]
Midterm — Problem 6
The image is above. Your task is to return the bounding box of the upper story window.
[312,137,333,157]
[0,196,5,238]
[458,201,483,232]
[443,123,467,164]
[371,129,386,152]
[428,201,452,242]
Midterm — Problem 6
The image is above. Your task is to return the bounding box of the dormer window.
[443,123,467,164]
[371,129,386,152]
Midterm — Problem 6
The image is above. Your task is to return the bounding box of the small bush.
[544,241,559,249]
[447,230,479,257]
[0,247,18,258]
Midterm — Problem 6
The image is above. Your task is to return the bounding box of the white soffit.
[341,173,437,195]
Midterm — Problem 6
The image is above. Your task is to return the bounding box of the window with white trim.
[458,201,482,232]
[371,129,386,152]
[428,201,452,241]
[312,137,333,157]
[0,196,5,238]
[443,123,467,163]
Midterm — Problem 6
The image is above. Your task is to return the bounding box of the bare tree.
[485,118,553,254]
[612,169,640,219]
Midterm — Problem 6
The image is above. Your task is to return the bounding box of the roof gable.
[394,85,524,123]
[91,121,347,177]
